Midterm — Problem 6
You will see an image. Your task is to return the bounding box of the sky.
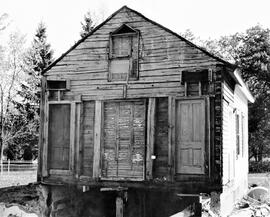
[1,0,270,57]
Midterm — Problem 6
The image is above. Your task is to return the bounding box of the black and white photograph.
[0,0,269,216]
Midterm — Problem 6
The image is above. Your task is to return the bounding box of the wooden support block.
[93,100,103,179]
[116,196,124,217]
[146,98,156,180]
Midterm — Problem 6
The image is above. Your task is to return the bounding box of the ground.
[248,173,270,189]
[0,171,37,188]
[0,172,269,217]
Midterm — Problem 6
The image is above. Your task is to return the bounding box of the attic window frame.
[108,24,139,82]
[47,79,70,91]
[180,69,213,96]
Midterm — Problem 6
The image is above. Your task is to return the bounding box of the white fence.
[0,160,38,175]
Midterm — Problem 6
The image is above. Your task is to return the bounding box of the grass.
[248,173,270,189]
[0,171,37,188]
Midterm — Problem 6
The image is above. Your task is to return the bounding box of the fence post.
[8,159,10,174]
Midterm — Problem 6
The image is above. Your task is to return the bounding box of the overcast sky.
[1,0,270,57]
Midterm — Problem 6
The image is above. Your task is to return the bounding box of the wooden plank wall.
[42,7,227,187]
[45,7,219,101]
[153,98,168,179]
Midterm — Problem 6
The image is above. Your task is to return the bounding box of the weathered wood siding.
[101,100,146,180]
[45,7,219,101]
[153,98,168,179]
[41,7,229,191]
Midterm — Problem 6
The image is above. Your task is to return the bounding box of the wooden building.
[38,6,254,216]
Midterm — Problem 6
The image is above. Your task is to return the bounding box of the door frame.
[168,96,210,180]
[44,100,79,176]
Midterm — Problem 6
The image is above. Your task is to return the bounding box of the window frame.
[108,24,139,82]
[235,113,240,158]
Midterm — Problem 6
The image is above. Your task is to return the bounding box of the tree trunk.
[0,88,3,169]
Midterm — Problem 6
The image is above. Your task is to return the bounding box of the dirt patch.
[0,183,45,216]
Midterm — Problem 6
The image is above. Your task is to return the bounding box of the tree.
[180,29,197,42]
[80,10,96,38]
[0,13,10,164]
[182,26,270,162]
[203,26,270,162]
[11,22,54,160]
[0,31,26,162]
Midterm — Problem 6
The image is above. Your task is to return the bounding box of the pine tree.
[80,11,95,38]
[11,22,54,160]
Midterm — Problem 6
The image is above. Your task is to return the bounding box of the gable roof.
[42,5,235,75]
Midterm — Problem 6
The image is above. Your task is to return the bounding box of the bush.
[249,161,270,173]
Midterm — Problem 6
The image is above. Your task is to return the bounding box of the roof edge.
[124,6,234,68]
[234,69,255,103]
[42,5,128,75]
[42,5,234,75]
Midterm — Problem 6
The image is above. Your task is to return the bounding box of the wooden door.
[102,100,146,180]
[176,99,205,174]
[48,104,71,170]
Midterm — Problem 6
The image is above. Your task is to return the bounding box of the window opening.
[108,24,139,81]
[181,69,212,96]
[47,79,70,101]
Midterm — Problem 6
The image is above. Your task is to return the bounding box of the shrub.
[249,161,270,173]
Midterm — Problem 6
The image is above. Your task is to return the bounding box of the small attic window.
[108,24,139,81]
[181,69,210,84]
[181,69,213,96]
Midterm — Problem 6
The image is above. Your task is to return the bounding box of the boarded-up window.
[176,99,205,174]
[109,24,139,81]
[48,104,71,170]
[112,36,131,58]
[101,100,146,180]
